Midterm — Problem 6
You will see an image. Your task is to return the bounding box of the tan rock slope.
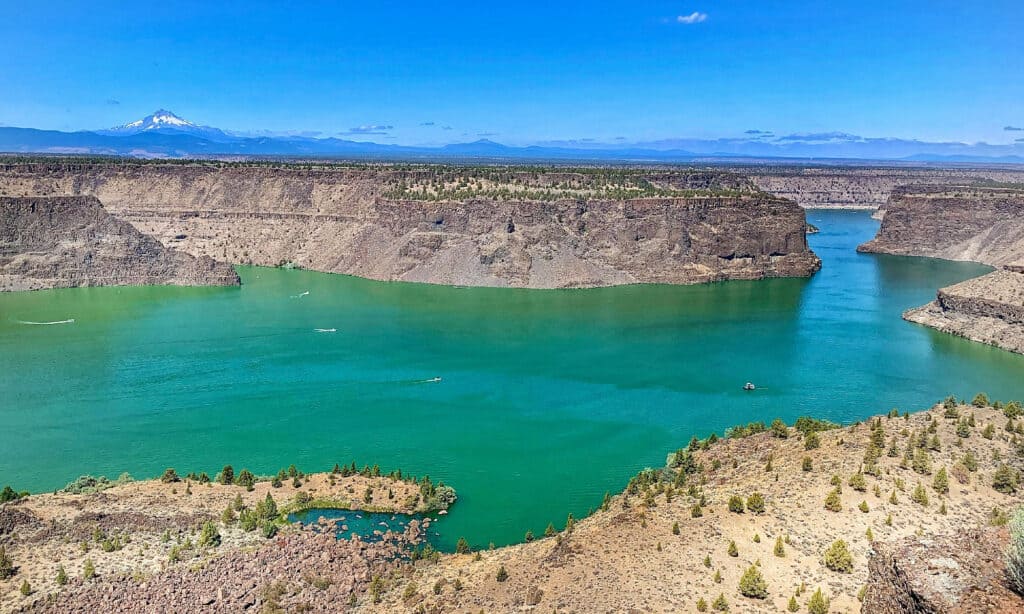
[1,402,1022,612]
[0,162,820,289]
[0,196,240,291]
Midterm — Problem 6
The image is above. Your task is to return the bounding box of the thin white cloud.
[677,12,707,24]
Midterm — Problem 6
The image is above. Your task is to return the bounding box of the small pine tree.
[807,587,830,614]
[714,569,722,583]
[0,546,12,580]
[739,565,768,598]
[692,504,704,518]
[933,467,949,494]
[696,597,708,612]
[455,537,470,554]
[746,492,766,514]
[712,593,729,611]
[859,500,869,513]
[495,565,508,582]
[823,540,853,573]
[865,527,874,541]
[672,522,680,535]
[728,540,739,557]
[198,521,221,547]
[848,472,866,492]
[802,456,813,472]
[524,529,535,542]
[703,554,712,568]
[993,464,1019,494]
[728,495,745,513]
[804,431,821,450]
[912,482,929,506]
[824,488,842,512]
[83,558,96,580]
[774,536,785,557]
[20,580,31,596]
[788,595,799,612]
[56,564,68,586]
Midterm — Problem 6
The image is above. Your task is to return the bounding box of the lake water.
[1,210,1022,549]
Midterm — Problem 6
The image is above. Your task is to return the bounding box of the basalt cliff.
[0,196,240,291]
[0,162,821,289]
[858,185,1024,355]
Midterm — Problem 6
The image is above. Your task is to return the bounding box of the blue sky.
[0,0,1021,146]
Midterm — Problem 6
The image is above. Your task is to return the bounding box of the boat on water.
[743,382,756,391]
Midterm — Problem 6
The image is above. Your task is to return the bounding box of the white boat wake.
[314,328,336,333]
[17,319,75,325]
[416,377,442,384]
[290,291,310,299]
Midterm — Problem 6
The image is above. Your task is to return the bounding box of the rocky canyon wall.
[0,163,821,289]
[0,195,240,291]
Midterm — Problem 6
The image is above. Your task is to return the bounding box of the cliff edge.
[0,163,820,289]
[0,196,240,291]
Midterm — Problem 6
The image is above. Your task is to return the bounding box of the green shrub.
[83,558,95,580]
[55,564,68,586]
[199,521,221,547]
[802,456,813,472]
[696,597,708,612]
[1006,507,1024,595]
[261,521,278,539]
[0,546,13,579]
[912,482,929,506]
[774,536,785,557]
[823,540,853,573]
[456,537,470,554]
[236,469,256,490]
[0,485,22,503]
[728,495,744,513]
[972,393,989,408]
[712,593,729,611]
[788,595,799,612]
[848,472,866,492]
[672,522,680,535]
[160,468,180,483]
[746,492,766,514]
[496,565,508,582]
[858,500,869,513]
[218,465,234,485]
[738,565,768,599]
[804,431,821,450]
[982,424,995,439]
[824,488,842,512]
[692,504,703,518]
[727,540,738,557]
[808,587,830,613]
[1005,401,1023,419]
[20,580,31,596]
[770,419,788,438]
[545,522,556,537]
[933,467,949,494]
[994,464,1019,494]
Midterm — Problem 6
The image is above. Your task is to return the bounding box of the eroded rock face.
[0,164,820,289]
[857,185,1024,267]
[863,526,1020,613]
[903,269,1024,354]
[0,196,240,291]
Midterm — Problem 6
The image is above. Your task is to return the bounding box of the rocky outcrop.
[748,167,1024,210]
[0,163,820,288]
[0,196,240,291]
[857,185,1024,267]
[903,268,1024,354]
[863,526,1020,613]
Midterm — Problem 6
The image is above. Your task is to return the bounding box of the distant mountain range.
[1,110,1022,163]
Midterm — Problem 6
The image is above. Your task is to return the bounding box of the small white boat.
[743,382,756,391]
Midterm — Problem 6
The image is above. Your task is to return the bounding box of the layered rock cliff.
[857,185,1024,267]
[748,167,1024,210]
[0,196,240,291]
[857,185,1024,353]
[0,163,821,289]
[903,268,1024,354]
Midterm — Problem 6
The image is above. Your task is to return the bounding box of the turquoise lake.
[1,210,1022,549]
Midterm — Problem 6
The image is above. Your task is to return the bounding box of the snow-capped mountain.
[99,109,233,141]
